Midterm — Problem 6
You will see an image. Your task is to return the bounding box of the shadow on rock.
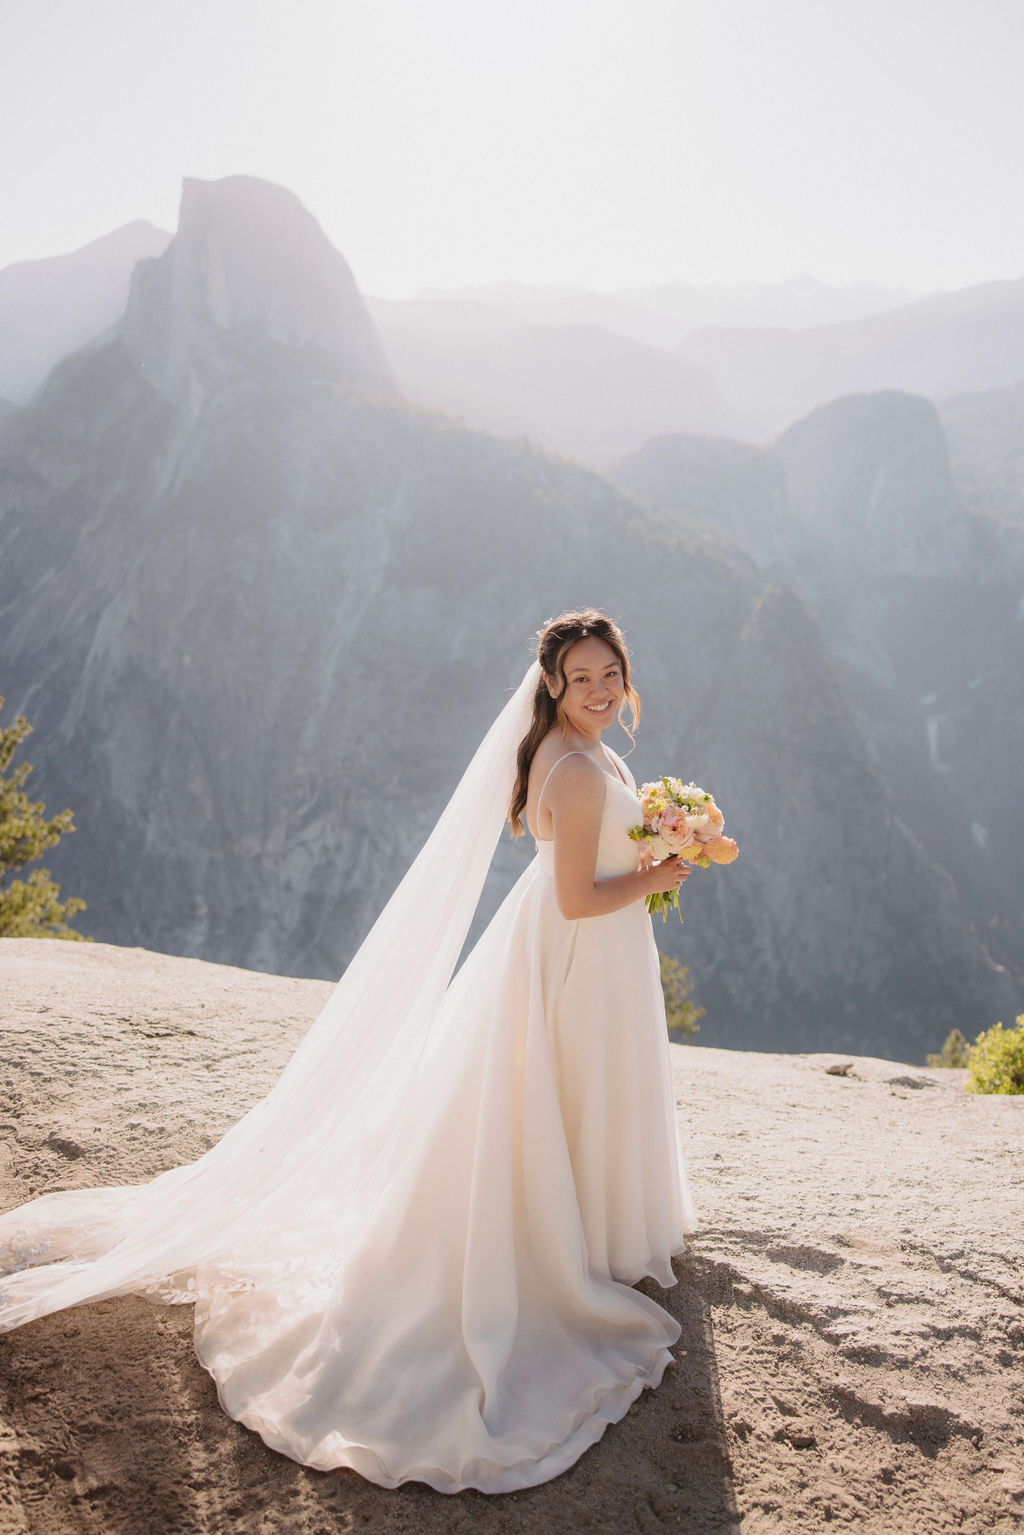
[0,1256,740,1535]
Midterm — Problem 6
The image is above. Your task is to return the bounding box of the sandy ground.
[1,937,1022,1534]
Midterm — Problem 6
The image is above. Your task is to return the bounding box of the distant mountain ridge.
[675,280,1024,440]
[0,221,171,405]
[406,274,917,344]
[370,275,1024,461]
[5,218,1018,467]
[368,316,753,463]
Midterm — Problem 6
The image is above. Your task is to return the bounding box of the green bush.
[965,1015,1024,1095]
[660,954,704,1041]
[926,1028,970,1069]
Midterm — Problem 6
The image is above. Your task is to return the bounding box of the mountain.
[0,221,171,404]
[0,176,1015,1063]
[400,275,915,348]
[611,435,799,569]
[774,396,1024,993]
[612,392,1024,1013]
[614,275,916,338]
[777,391,973,574]
[367,317,752,466]
[388,283,673,348]
[675,280,1024,439]
[939,377,1024,527]
[371,275,1018,464]
[122,176,397,406]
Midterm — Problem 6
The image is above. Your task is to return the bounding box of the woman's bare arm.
[547,755,688,921]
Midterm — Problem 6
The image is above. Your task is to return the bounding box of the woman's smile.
[550,635,626,741]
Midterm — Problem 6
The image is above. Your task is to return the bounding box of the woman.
[0,608,698,1493]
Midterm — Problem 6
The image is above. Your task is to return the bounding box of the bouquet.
[629,777,738,921]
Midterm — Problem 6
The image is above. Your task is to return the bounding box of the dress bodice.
[533,752,641,882]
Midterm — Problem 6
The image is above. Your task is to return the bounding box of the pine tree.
[0,695,86,939]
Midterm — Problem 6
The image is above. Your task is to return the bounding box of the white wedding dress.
[0,665,698,1493]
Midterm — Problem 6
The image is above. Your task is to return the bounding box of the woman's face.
[547,636,625,740]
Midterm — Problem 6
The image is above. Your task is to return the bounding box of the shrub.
[965,1015,1024,1095]
[660,954,704,1041]
[926,1028,970,1069]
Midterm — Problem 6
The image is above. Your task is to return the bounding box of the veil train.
[0,663,543,1330]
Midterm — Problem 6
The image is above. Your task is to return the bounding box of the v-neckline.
[597,746,630,789]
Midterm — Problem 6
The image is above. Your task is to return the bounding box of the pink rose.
[658,819,696,853]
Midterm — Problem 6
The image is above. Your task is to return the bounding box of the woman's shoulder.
[532,739,606,799]
[530,730,582,775]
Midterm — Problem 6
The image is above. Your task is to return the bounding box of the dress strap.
[536,751,596,818]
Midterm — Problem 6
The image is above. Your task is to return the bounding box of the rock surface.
[2,939,1022,1534]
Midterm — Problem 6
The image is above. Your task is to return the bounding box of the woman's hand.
[641,856,689,898]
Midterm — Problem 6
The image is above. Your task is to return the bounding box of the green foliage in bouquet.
[965,1016,1024,1095]
[925,1028,970,1069]
[660,954,703,1041]
[0,695,87,940]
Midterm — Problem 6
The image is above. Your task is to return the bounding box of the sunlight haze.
[2,0,1022,295]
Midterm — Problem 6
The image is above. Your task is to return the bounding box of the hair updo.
[507,608,640,837]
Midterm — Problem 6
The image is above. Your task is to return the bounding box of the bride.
[0,608,699,1493]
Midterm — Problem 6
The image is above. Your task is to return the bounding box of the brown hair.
[507,608,640,837]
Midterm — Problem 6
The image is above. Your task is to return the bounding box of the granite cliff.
[614,393,1024,1031]
[0,177,1017,1060]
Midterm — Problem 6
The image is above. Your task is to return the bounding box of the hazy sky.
[2,0,1022,298]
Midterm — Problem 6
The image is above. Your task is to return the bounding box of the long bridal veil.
[0,662,543,1332]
